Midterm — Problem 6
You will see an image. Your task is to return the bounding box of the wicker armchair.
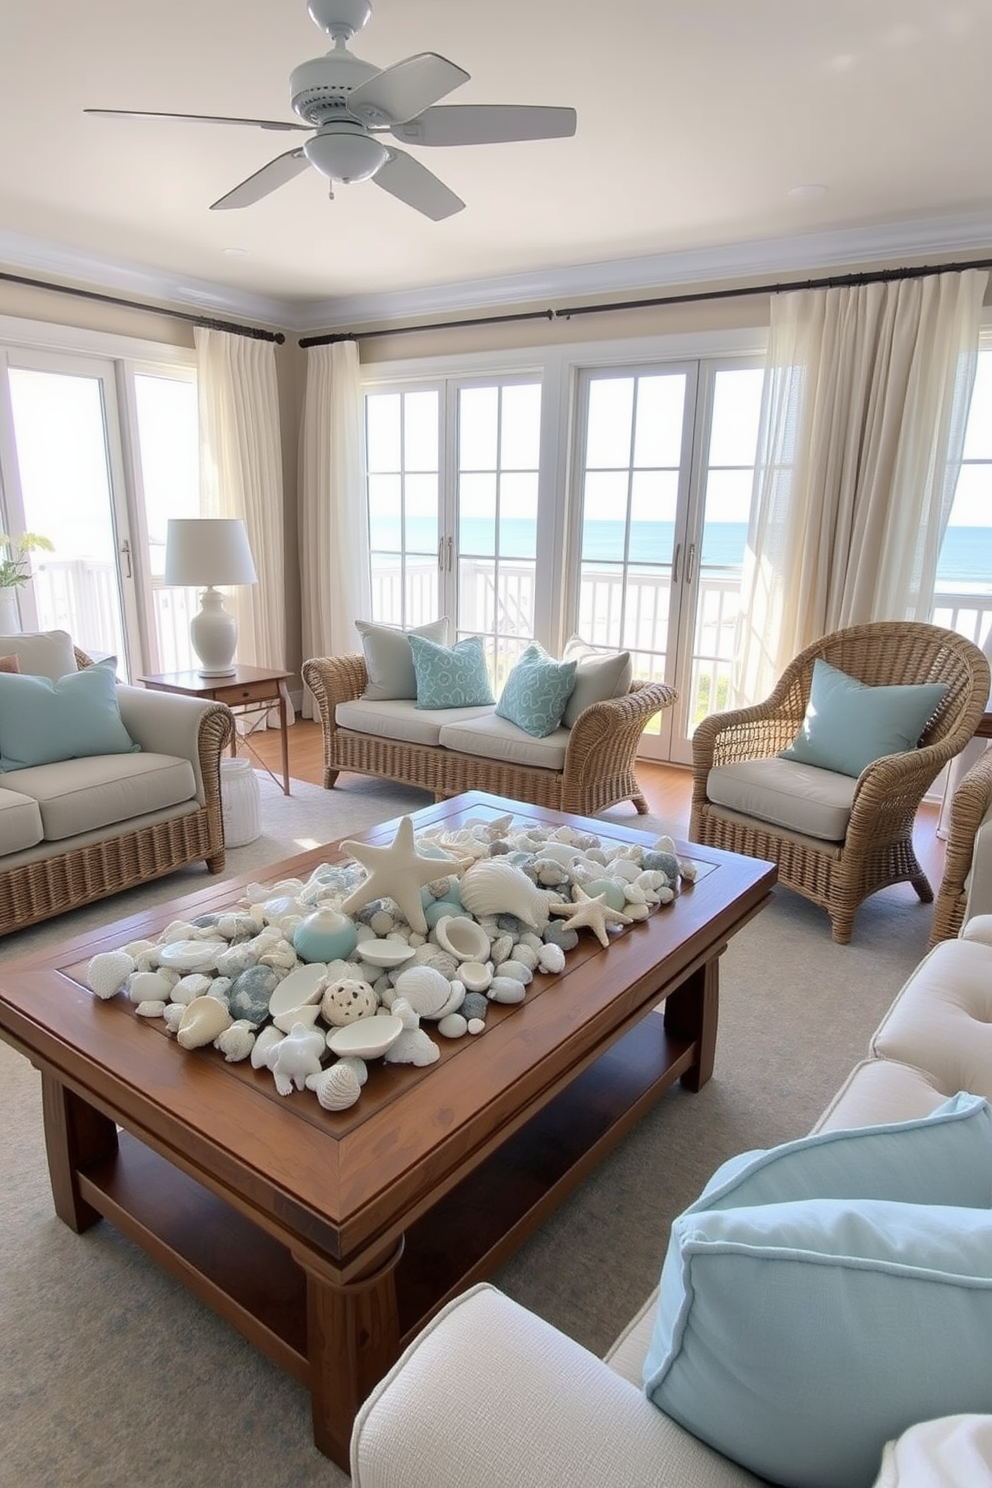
[690,622,991,944]
[930,745,992,947]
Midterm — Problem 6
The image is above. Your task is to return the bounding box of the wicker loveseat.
[690,621,990,944]
[302,652,676,817]
[930,745,992,946]
[0,632,234,935]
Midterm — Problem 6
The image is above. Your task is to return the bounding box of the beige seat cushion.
[0,787,44,853]
[4,752,196,841]
[707,757,856,841]
[869,938,992,1101]
[336,698,494,749]
[438,712,569,770]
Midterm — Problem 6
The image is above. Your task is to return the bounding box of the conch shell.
[459,859,553,930]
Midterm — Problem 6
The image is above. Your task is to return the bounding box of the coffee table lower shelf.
[62,1008,693,1459]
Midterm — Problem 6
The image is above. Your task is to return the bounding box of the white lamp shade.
[164,518,258,588]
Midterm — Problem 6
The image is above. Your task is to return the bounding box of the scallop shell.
[176,995,233,1050]
[87,949,136,1000]
[306,1063,362,1111]
[459,860,552,930]
[393,964,453,1018]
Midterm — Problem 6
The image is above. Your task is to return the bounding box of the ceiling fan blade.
[372,147,464,220]
[210,148,310,210]
[85,108,309,132]
[347,53,470,128]
[391,104,578,147]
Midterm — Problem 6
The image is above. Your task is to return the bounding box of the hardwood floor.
[248,717,948,888]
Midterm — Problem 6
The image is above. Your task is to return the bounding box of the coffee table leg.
[294,1237,405,1469]
[663,957,719,1092]
[41,1073,119,1232]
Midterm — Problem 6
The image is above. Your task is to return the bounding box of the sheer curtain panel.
[194,327,293,722]
[736,268,988,704]
[299,341,371,717]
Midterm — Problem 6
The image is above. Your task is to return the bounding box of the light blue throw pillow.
[0,656,140,771]
[409,633,495,710]
[645,1197,992,1488]
[643,1094,992,1488]
[495,643,577,738]
[779,657,948,777]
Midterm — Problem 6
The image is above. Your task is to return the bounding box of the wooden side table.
[139,666,292,796]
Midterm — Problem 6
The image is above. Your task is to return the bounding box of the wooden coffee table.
[0,791,774,1469]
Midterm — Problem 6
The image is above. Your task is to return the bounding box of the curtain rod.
[298,254,992,347]
[0,269,285,343]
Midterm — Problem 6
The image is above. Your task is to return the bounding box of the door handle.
[446,535,453,572]
[672,542,682,584]
[686,542,696,584]
[120,538,132,579]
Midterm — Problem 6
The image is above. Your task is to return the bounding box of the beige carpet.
[0,774,934,1488]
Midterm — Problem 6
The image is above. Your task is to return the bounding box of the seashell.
[268,962,327,1017]
[410,944,458,979]
[355,938,417,969]
[320,977,378,1026]
[537,943,567,974]
[437,1013,468,1039]
[176,995,233,1050]
[487,977,527,1004]
[498,960,533,985]
[273,1003,322,1033]
[337,1054,368,1086]
[623,883,648,906]
[128,970,173,1005]
[626,902,651,921]
[327,1014,403,1060]
[162,1003,185,1033]
[87,949,136,1000]
[215,912,260,942]
[459,859,552,930]
[434,979,466,1019]
[293,907,359,964]
[510,943,539,972]
[434,914,490,963]
[460,960,492,993]
[215,1021,256,1062]
[393,964,453,1018]
[251,1024,284,1069]
[159,919,200,944]
[135,1000,167,1018]
[258,941,299,971]
[170,973,213,1005]
[306,1063,362,1111]
[157,938,220,973]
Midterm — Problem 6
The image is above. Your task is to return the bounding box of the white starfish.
[548,882,634,948]
[340,816,462,935]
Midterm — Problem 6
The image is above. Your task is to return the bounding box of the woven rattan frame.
[0,653,234,936]
[690,621,991,944]
[302,654,676,817]
[929,745,992,947]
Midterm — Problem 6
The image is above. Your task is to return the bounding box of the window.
[933,345,992,651]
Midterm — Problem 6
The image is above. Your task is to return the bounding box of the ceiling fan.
[84,0,577,221]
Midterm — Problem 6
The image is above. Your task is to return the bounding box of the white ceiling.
[2,0,992,329]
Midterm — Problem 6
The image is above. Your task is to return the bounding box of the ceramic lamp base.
[190,586,239,677]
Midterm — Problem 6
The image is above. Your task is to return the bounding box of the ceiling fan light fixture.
[304,124,388,182]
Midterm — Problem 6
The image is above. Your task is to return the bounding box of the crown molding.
[2,211,991,337]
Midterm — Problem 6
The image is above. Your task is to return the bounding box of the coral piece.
[320,977,378,1026]
[215,1021,256,1063]
[86,949,136,1000]
[340,816,463,934]
[250,1024,284,1069]
[269,1021,326,1095]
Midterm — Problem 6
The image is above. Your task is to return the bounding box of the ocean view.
[371,518,992,589]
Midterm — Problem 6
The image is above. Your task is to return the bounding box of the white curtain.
[194,325,293,723]
[735,269,988,704]
[299,340,371,716]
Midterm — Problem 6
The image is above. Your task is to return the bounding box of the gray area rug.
[0,774,934,1488]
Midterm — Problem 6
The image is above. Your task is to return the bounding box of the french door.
[0,346,200,679]
[572,359,764,764]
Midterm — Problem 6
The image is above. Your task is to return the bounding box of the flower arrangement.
[0,532,54,589]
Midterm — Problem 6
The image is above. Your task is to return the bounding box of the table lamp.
[164,518,258,677]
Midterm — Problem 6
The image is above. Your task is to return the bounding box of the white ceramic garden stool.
[220,756,261,847]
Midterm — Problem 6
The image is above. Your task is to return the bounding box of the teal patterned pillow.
[409,634,495,710]
[496,644,577,737]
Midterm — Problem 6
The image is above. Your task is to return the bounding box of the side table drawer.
[219,681,278,706]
